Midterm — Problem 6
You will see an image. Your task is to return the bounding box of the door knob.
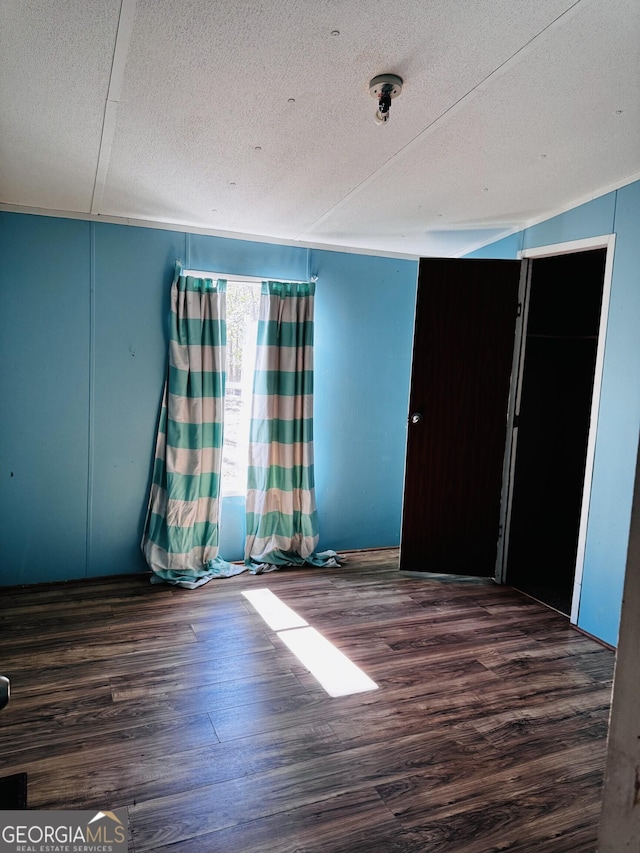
[411,413,423,424]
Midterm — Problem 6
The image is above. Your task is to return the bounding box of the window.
[221,282,261,496]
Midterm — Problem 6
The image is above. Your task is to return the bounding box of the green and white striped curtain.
[245,281,340,571]
[142,266,242,588]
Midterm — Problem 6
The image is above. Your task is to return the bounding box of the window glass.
[221,282,261,496]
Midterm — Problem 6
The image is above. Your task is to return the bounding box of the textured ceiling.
[1,0,638,257]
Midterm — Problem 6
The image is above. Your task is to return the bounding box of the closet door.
[400,258,521,576]
[504,248,606,612]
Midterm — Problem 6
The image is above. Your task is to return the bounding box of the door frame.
[496,234,615,625]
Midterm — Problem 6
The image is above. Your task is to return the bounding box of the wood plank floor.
[0,549,614,852]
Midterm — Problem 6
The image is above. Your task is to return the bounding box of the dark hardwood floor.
[0,549,614,851]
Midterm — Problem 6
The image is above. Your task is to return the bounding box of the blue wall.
[467,181,640,646]
[0,216,91,583]
[0,213,418,584]
[2,182,638,649]
[313,250,416,551]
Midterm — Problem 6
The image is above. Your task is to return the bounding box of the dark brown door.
[400,258,521,575]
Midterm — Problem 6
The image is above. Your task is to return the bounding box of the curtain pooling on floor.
[245,280,340,571]
[141,266,244,588]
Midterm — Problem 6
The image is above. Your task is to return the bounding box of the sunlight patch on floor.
[242,589,379,698]
[241,588,308,631]
[278,626,378,698]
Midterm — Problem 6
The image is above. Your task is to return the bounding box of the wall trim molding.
[0,204,419,262]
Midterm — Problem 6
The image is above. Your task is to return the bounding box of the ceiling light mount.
[369,73,403,125]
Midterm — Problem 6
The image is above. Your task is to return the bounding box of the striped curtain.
[245,281,340,571]
[142,266,243,588]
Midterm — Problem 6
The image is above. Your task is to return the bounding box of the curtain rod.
[180,268,317,285]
